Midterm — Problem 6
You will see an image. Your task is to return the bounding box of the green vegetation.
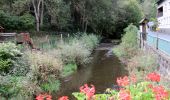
[40,79,60,93]
[0,43,22,74]
[113,24,139,59]
[0,33,100,99]
[0,0,156,37]
[61,63,77,77]
[113,24,158,81]
[0,10,35,30]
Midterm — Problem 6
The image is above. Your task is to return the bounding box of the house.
[157,0,170,34]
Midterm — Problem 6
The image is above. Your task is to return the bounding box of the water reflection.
[56,44,128,99]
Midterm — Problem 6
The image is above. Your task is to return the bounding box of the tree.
[140,0,157,19]
[31,0,43,32]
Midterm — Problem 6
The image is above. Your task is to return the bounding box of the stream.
[56,43,128,99]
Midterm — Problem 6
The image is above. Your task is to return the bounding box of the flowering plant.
[36,94,52,100]
[46,72,170,100]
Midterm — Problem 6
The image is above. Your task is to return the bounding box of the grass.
[40,79,60,93]
[61,63,77,77]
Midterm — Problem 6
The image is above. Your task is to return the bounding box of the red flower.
[152,86,168,100]
[146,72,160,82]
[58,96,69,100]
[119,90,131,100]
[36,94,52,100]
[79,84,95,100]
[148,84,153,89]
[117,76,129,87]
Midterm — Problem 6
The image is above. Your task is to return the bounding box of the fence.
[146,32,170,56]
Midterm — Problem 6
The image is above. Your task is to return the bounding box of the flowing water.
[56,43,128,99]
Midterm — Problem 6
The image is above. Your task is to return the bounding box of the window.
[157,7,163,17]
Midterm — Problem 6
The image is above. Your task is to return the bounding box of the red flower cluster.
[146,72,160,82]
[79,84,95,100]
[58,96,69,100]
[117,76,129,87]
[152,86,169,100]
[36,94,52,100]
[119,90,131,100]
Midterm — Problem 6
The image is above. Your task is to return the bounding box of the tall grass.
[26,51,63,82]
[53,33,100,65]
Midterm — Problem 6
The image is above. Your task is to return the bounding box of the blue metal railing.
[146,33,170,56]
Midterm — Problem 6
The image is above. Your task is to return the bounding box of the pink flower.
[36,94,52,100]
[117,76,129,87]
[119,90,131,100]
[79,84,95,100]
[152,86,168,100]
[146,72,160,82]
[58,96,69,100]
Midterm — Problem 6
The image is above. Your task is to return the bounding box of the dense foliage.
[0,0,156,37]
[0,10,34,30]
[113,24,139,58]
[0,33,100,99]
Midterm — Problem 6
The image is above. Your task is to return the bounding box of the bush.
[0,75,40,99]
[59,41,91,65]
[0,10,34,30]
[19,13,35,30]
[0,43,22,74]
[113,24,138,58]
[61,63,77,77]
[26,51,63,82]
[80,34,100,51]
[0,60,12,72]
[128,51,158,73]
[58,33,99,65]
[9,54,30,76]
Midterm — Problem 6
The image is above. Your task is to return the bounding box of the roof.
[139,18,149,24]
[157,0,165,4]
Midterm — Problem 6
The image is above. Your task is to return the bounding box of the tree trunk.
[32,0,42,32]
[40,0,44,26]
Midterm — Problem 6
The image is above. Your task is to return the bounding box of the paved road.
[147,30,170,42]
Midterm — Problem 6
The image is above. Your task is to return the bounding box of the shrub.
[0,43,22,74]
[80,34,100,51]
[0,75,40,99]
[59,41,91,65]
[113,24,138,58]
[0,10,35,30]
[9,54,30,76]
[26,51,63,82]
[19,13,35,30]
[58,33,99,65]
[127,50,158,74]
[0,60,12,72]
[61,63,77,77]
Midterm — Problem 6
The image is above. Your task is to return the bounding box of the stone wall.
[143,41,170,79]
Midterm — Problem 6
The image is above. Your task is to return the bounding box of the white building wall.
[157,0,170,29]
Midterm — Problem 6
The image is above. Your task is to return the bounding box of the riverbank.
[0,33,100,99]
[56,43,128,99]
